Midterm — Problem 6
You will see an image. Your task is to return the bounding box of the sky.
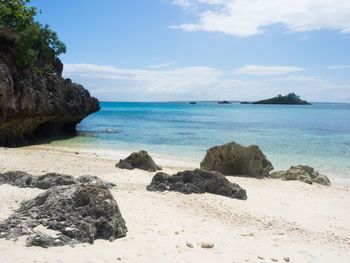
[31,0,350,102]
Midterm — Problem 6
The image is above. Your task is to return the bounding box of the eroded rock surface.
[116,150,161,172]
[271,165,331,186]
[200,142,273,177]
[0,171,115,189]
[76,175,116,189]
[0,184,127,247]
[146,169,247,200]
[0,46,99,147]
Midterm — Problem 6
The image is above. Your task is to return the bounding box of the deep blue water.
[52,101,350,184]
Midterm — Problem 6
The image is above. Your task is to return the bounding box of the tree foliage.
[0,0,36,29]
[0,0,66,69]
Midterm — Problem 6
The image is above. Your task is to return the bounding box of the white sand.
[0,146,349,263]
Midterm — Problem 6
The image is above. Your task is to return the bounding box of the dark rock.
[253,93,310,105]
[189,101,197,104]
[0,184,127,247]
[77,175,116,189]
[0,46,99,147]
[26,233,66,248]
[200,142,273,177]
[0,171,35,188]
[146,169,247,200]
[271,165,331,186]
[116,150,161,172]
[35,173,77,189]
[0,171,115,189]
[0,171,76,189]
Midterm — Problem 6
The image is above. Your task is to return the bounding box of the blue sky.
[32,0,350,102]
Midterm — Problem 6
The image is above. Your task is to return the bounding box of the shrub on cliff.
[0,0,66,69]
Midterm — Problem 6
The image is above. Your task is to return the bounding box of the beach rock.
[186,242,194,248]
[26,233,65,248]
[77,175,116,189]
[0,184,127,247]
[146,169,247,200]
[0,171,76,189]
[270,165,331,186]
[0,171,35,188]
[201,242,214,249]
[200,142,273,177]
[35,173,78,189]
[116,150,161,172]
[0,171,115,189]
[0,45,99,147]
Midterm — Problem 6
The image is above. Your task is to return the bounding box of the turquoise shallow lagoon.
[51,101,350,185]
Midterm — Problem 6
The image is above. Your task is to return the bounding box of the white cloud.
[329,65,350,69]
[64,63,223,98]
[234,65,306,76]
[63,63,350,102]
[149,61,177,69]
[299,36,310,41]
[171,0,191,8]
[171,0,350,37]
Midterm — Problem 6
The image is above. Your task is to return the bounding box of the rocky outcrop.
[0,184,127,247]
[146,169,247,200]
[253,93,310,105]
[271,165,331,186]
[0,171,115,189]
[116,150,161,172]
[218,100,231,104]
[0,45,99,147]
[200,142,273,177]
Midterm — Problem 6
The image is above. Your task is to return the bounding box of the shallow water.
[50,101,350,185]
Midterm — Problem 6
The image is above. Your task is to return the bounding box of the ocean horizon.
[48,101,350,186]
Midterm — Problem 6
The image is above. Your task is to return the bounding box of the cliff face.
[0,45,99,147]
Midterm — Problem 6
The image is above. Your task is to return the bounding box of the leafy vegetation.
[0,0,66,69]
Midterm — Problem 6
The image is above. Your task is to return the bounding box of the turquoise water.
[52,101,350,184]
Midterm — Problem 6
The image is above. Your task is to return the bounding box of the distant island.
[189,101,197,105]
[252,93,310,105]
[218,100,232,104]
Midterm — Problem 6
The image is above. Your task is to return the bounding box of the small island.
[218,100,232,104]
[253,93,310,105]
[189,101,197,105]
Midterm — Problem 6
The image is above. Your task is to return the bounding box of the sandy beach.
[0,146,349,263]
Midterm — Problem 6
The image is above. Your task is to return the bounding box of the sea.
[49,101,350,185]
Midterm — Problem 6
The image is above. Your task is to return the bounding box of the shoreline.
[0,145,350,262]
[4,143,349,188]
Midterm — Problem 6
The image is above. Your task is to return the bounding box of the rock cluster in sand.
[0,171,115,189]
[146,169,247,200]
[271,165,331,186]
[0,182,127,248]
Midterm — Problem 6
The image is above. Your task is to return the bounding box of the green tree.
[0,0,66,69]
[0,0,36,30]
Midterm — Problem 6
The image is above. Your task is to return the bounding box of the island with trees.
[252,93,310,105]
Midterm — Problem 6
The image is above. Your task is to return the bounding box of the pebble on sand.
[186,242,194,248]
[200,242,214,249]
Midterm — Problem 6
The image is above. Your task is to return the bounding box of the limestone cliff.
[0,41,99,147]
